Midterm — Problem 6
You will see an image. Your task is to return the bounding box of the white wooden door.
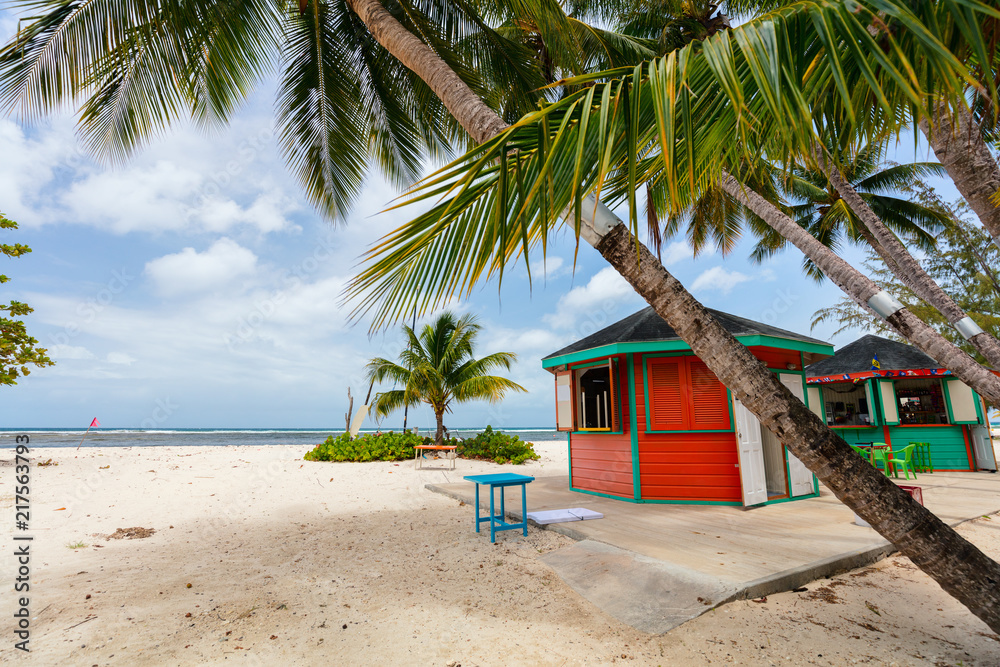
[971,423,998,471]
[779,373,815,497]
[733,398,768,506]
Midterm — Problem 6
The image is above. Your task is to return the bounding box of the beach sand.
[2,441,999,665]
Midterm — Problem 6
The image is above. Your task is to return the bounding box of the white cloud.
[61,160,203,233]
[528,255,565,278]
[145,238,258,297]
[690,266,753,294]
[543,267,639,331]
[0,118,80,225]
[193,191,298,235]
[106,352,137,365]
[661,241,696,265]
[48,344,96,360]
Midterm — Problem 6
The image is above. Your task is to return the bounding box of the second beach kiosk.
[804,334,997,472]
[542,307,835,507]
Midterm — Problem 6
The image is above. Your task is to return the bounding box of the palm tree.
[812,146,1000,371]
[345,3,1000,632]
[747,143,948,281]
[365,312,525,446]
[7,0,1000,632]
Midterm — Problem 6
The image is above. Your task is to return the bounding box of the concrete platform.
[427,470,1000,633]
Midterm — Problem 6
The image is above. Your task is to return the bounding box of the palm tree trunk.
[718,172,1000,406]
[434,408,445,447]
[345,0,507,145]
[815,148,1000,370]
[595,222,1000,633]
[919,103,1000,249]
[345,0,1000,632]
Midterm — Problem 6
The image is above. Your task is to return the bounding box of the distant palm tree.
[747,143,949,281]
[365,312,525,446]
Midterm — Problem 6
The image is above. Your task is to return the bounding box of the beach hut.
[542,307,835,506]
[805,334,997,472]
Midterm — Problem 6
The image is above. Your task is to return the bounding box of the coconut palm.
[621,4,1000,371]
[746,143,948,282]
[346,2,1000,632]
[365,312,525,445]
[7,0,1000,632]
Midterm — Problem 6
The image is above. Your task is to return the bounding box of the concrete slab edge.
[427,483,1000,630]
[726,508,1000,605]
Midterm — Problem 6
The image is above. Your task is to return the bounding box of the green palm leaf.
[348,0,998,327]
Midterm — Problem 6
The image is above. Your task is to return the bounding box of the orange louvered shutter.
[647,358,685,430]
[687,359,731,430]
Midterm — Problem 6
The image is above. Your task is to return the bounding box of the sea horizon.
[0,426,563,448]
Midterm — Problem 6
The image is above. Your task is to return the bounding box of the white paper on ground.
[526,509,582,525]
[527,508,604,524]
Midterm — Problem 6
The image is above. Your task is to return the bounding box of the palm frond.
[347,0,997,328]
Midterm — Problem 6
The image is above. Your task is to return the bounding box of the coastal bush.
[304,431,422,462]
[456,426,539,465]
[303,426,539,465]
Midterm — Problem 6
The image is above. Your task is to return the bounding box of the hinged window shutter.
[806,386,825,420]
[945,378,979,424]
[609,358,620,431]
[878,379,899,425]
[863,381,879,426]
[687,359,730,429]
[647,358,685,430]
[555,371,574,431]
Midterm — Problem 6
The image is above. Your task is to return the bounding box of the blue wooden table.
[463,473,535,543]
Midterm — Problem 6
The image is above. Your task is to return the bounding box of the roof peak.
[544,306,829,361]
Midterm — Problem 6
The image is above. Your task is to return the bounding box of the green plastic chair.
[888,444,918,480]
[909,441,933,473]
[870,443,892,477]
[849,444,870,460]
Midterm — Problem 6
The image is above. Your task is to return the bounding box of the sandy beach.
[2,441,999,666]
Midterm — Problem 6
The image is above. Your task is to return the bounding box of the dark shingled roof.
[543,306,829,360]
[805,334,941,378]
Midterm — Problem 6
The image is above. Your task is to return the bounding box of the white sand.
[2,441,999,665]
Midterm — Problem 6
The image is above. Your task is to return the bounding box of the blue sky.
[0,12,950,431]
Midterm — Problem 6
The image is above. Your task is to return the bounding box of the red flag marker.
[77,418,100,450]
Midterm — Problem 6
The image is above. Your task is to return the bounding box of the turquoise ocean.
[0,427,563,449]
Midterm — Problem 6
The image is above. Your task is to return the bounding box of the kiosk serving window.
[820,382,874,426]
[575,362,617,431]
[894,378,949,425]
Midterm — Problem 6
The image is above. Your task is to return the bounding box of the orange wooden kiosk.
[543,307,835,506]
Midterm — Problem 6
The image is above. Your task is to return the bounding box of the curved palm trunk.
[345,0,507,144]
[595,222,1000,633]
[919,103,1000,250]
[815,149,1000,370]
[345,0,1000,632]
[718,172,1000,406]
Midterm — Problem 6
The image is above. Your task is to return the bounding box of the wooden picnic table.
[414,444,457,470]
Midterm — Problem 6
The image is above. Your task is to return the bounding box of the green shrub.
[304,430,424,462]
[456,425,540,465]
[303,426,539,465]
